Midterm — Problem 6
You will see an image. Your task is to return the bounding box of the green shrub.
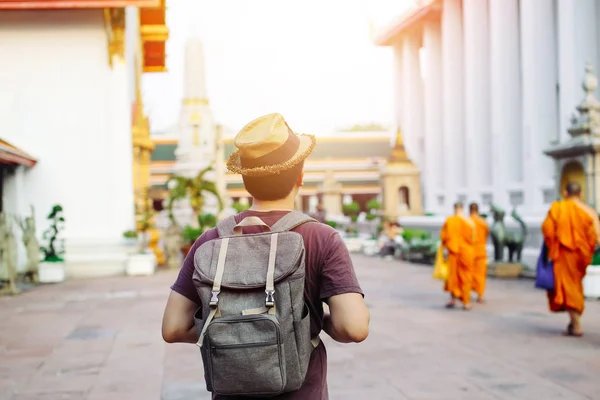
[232,201,250,214]
[325,220,338,229]
[402,228,431,242]
[123,230,138,239]
[366,198,381,212]
[40,204,65,262]
[365,213,378,221]
[182,225,203,245]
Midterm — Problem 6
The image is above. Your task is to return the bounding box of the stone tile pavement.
[1,255,599,400]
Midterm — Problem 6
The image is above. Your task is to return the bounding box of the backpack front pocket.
[203,314,286,397]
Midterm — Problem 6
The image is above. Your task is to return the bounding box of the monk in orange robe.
[469,203,489,303]
[440,202,475,310]
[541,182,599,336]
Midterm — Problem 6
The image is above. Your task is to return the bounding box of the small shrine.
[381,127,423,218]
[545,63,600,208]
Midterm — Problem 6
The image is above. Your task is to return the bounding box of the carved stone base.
[489,262,523,279]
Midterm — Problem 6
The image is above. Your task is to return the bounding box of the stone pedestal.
[318,169,342,217]
[489,262,522,279]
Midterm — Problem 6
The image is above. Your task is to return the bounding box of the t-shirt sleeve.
[170,228,219,305]
[319,231,364,302]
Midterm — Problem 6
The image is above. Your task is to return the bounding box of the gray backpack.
[192,211,320,397]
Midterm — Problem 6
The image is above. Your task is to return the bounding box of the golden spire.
[388,126,413,164]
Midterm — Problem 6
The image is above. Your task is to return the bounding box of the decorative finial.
[568,63,600,137]
[583,61,598,95]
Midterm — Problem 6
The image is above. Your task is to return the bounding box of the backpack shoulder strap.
[271,210,318,232]
[216,215,238,237]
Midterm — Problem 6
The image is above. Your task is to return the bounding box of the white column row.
[393,0,600,215]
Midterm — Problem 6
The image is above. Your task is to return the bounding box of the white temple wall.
[0,10,135,277]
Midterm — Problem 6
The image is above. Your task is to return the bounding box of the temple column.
[108,55,135,234]
[423,18,443,213]
[401,32,425,208]
[520,0,559,214]
[557,1,578,144]
[463,0,491,206]
[442,0,465,207]
[489,0,522,209]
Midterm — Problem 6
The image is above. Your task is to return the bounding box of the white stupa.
[170,37,227,220]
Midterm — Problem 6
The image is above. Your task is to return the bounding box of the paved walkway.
[1,255,599,400]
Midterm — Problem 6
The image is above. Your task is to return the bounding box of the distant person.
[440,202,475,310]
[541,181,599,336]
[378,221,403,259]
[161,113,369,399]
[469,203,489,303]
[312,203,327,223]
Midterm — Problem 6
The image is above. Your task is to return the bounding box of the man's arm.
[323,293,369,343]
[162,291,199,344]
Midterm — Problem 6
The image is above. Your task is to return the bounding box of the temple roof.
[140,0,168,73]
[0,0,160,9]
[0,139,37,167]
[151,138,394,162]
[374,0,441,46]
[388,127,414,165]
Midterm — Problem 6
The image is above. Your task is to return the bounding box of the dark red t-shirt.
[170,210,364,400]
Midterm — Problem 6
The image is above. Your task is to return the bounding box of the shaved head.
[469,203,479,214]
[565,181,582,197]
[454,202,463,215]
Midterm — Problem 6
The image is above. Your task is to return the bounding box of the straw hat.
[226,113,316,177]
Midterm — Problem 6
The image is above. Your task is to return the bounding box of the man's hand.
[162,291,200,344]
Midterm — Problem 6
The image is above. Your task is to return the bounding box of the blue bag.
[535,243,554,290]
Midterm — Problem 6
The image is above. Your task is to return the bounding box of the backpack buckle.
[265,290,275,307]
[210,291,220,307]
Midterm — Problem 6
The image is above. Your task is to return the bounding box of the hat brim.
[226,134,316,177]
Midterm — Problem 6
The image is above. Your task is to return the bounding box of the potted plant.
[125,209,157,276]
[122,230,138,247]
[39,204,66,283]
[584,247,600,298]
[180,213,218,257]
[366,198,381,221]
[166,166,224,226]
[180,225,203,257]
[342,201,360,223]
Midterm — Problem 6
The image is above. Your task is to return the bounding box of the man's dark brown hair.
[469,203,479,214]
[242,162,304,201]
[565,181,582,197]
[454,202,463,210]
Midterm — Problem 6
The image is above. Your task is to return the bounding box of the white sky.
[142,0,415,135]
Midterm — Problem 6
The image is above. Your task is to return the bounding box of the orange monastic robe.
[471,215,490,298]
[440,215,475,304]
[541,199,597,314]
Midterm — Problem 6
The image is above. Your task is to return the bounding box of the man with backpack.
[161,113,370,399]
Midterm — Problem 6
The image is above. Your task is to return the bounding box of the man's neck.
[249,197,296,212]
[470,213,478,218]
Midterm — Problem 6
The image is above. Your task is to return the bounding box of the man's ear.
[296,171,304,187]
